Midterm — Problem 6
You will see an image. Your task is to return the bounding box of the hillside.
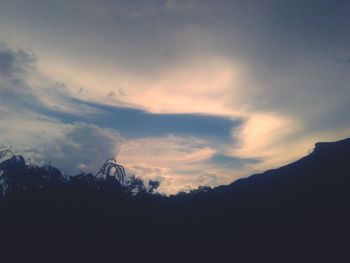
[0,138,350,263]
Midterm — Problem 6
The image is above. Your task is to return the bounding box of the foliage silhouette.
[0,138,350,263]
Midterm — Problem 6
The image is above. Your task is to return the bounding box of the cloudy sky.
[0,0,349,193]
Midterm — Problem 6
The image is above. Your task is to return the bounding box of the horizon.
[0,0,349,194]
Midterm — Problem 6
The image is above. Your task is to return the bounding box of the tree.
[148,180,160,193]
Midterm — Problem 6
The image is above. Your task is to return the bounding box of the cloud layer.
[0,1,349,193]
[0,44,248,193]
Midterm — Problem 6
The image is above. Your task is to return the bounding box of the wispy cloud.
[0,44,251,193]
[0,1,349,193]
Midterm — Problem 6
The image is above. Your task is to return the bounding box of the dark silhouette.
[0,138,350,263]
[95,158,127,184]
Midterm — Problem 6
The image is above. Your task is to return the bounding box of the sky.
[0,0,349,194]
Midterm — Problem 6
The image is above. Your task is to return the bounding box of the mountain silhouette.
[0,138,350,263]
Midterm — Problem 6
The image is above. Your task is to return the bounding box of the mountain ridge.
[0,137,350,263]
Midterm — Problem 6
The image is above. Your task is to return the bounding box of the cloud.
[37,98,239,140]
[0,43,249,194]
[0,1,349,193]
[119,135,216,193]
[0,44,106,120]
[208,154,259,169]
[0,44,36,79]
[0,44,43,121]
[107,91,115,97]
[31,122,123,174]
[0,116,123,175]
[0,45,122,175]
[118,135,251,194]
[48,46,349,177]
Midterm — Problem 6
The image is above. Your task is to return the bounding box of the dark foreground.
[1,138,350,263]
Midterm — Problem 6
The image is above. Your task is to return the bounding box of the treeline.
[0,138,350,263]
